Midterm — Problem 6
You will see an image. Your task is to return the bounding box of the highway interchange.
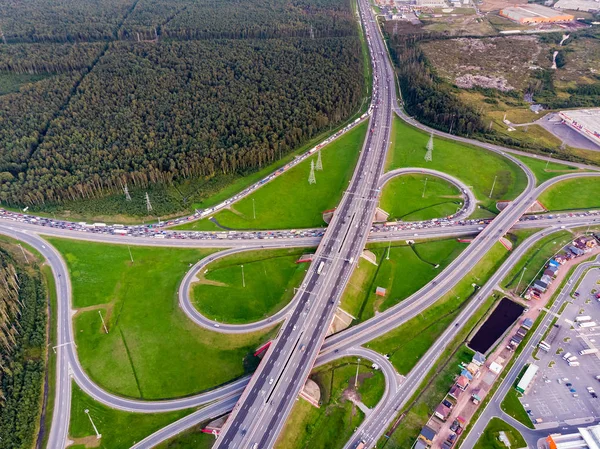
[1,0,600,447]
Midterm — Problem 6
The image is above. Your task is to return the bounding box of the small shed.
[456,375,470,391]
[375,287,387,297]
[434,403,452,421]
[419,426,437,444]
[522,318,534,330]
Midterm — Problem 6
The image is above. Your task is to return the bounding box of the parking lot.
[520,268,600,427]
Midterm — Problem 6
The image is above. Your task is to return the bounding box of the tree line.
[2,0,357,43]
[0,248,48,449]
[1,37,363,207]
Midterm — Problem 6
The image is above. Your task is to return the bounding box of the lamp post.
[516,267,527,295]
[84,409,101,439]
[241,265,245,288]
[355,358,361,388]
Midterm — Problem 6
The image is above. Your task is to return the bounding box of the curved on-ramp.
[379,167,477,220]
[179,246,310,334]
[129,346,400,449]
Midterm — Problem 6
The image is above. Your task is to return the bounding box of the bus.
[317,261,325,275]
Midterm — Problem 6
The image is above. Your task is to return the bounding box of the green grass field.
[48,238,277,399]
[176,121,367,231]
[154,425,215,449]
[69,384,193,449]
[473,417,527,449]
[367,241,509,375]
[275,357,384,449]
[502,230,573,295]
[341,239,468,323]
[514,154,580,185]
[538,177,600,212]
[0,72,52,95]
[379,174,462,221]
[381,346,474,449]
[501,389,534,429]
[387,118,528,212]
[191,248,313,323]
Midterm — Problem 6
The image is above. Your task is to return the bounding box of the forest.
[0,0,364,213]
[0,248,48,449]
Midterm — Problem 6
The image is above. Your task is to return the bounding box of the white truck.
[563,352,572,361]
[580,348,599,356]
[575,316,592,322]
[580,322,597,328]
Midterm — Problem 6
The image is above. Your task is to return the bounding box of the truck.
[575,316,592,322]
[563,352,572,361]
[92,222,107,227]
[113,229,127,235]
[356,441,366,449]
[348,257,354,264]
[317,261,325,275]
[567,356,579,362]
[580,321,597,328]
[569,361,581,367]
[580,348,599,356]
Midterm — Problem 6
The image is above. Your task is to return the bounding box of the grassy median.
[538,177,600,212]
[514,154,580,186]
[176,121,367,231]
[341,238,468,322]
[473,417,527,449]
[191,248,313,323]
[68,384,193,449]
[379,174,462,221]
[387,118,528,212]
[367,241,509,375]
[49,238,278,399]
[275,357,385,449]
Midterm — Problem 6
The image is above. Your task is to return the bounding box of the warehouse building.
[546,423,600,449]
[499,4,574,23]
[559,109,600,148]
[516,364,538,393]
[554,0,600,13]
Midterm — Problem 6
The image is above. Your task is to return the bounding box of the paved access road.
[460,255,600,449]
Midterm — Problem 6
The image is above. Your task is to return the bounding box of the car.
[587,387,595,392]
[566,383,573,387]
[570,388,577,393]
[269,378,274,385]
[574,292,581,297]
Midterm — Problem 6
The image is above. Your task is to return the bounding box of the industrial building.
[547,423,600,449]
[516,363,538,393]
[554,0,600,13]
[415,0,449,7]
[559,109,600,148]
[499,4,574,23]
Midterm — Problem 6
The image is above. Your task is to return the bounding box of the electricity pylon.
[316,151,323,171]
[308,160,316,184]
[425,132,433,162]
[123,183,131,201]
[145,192,153,212]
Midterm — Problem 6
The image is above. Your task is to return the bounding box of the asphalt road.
[460,255,600,449]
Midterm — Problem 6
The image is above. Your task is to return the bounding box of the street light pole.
[98,310,109,334]
[422,177,428,198]
[253,198,256,220]
[241,265,245,288]
[489,175,497,199]
[545,153,552,170]
[127,245,134,263]
[84,409,102,439]
[516,267,527,295]
[355,358,361,388]
[386,240,391,260]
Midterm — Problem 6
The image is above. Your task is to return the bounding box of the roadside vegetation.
[501,389,534,429]
[473,417,527,449]
[538,177,600,212]
[275,357,385,449]
[177,122,367,231]
[192,248,313,324]
[386,118,527,214]
[367,241,509,375]
[341,239,468,322]
[48,238,277,399]
[154,424,216,449]
[514,155,580,186]
[503,230,573,295]
[382,346,475,448]
[379,174,462,221]
[0,240,49,449]
[68,384,193,449]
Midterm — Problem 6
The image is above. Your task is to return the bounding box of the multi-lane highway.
[212,0,395,445]
[1,0,599,446]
